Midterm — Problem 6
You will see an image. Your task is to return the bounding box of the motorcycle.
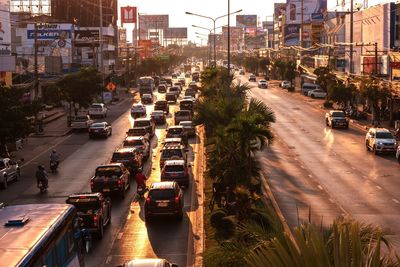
[50,160,58,173]
[38,180,48,193]
[137,184,148,199]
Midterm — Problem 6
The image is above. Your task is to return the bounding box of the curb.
[43,112,66,124]
[29,128,73,138]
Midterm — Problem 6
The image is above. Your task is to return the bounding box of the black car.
[166,126,188,146]
[110,148,143,176]
[158,84,167,93]
[166,92,178,103]
[66,192,111,238]
[145,181,184,221]
[154,100,170,114]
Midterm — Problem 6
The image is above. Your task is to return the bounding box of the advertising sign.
[27,24,72,40]
[164,28,187,39]
[74,30,99,47]
[286,0,327,24]
[139,15,169,40]
[284,24,300,46]
[236,15,257,28]
[245,28,257,37]
[274,3,287,20]
[121,6,137,24]
[138,40,152,59]
[0,0,11,48]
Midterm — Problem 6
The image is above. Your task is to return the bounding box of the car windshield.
[74,116,87,121]
[90,104,102,109]
[332,112,345,117]
[149,189,175,200]
[91,123,105,128]
[132,105,144,110]
[165,165,184,172]
[168,128,183,134]
[180,122,192,127]
[123,139,143,146]
[134,121,150,127]
[376,132,394,139]
[112,153,132,160]
[96,166,122,176]
[0,161,5,169]
[152,112,164,116]
[127,128,146,135]
[67,198,101,212]
[169,87,179,92]
[161,149,183,158]
[176,111,190,115]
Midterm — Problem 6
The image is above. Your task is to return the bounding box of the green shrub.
[215,216,236,239]
[210,209,228,228]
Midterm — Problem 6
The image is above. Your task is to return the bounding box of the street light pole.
[227,0,230,73]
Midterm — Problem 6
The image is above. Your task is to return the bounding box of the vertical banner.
[121,6,137,24]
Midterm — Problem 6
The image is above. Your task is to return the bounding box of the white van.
[301,83,321,96]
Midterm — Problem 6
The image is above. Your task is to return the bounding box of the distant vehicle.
[66,192,111,238]
[131,104,146,118]
[71,115,94,130]
[163,137,185,147]
[161,160,190,186]
[133,118,155,137]
[151,110,167,124]
[154,100,170,114]
[179,121,196,137]
[89,122,112,138]
[126,127,150,140]
[308,89,327,98]
[0,158,21,189]
[138,76,155,96]
[111,148,143,175]
[166,92,178,103]
[141,93,154,104]
[123,136,150,161]
[173,83,182,92]
[88,103,107,118]
[172,73,178,79]
[179,99,194,112]
[121,258,178,267]
[239,69,245,75]
[189,81,198,90]
[91,163,131,198]
[158,84,167,93]
[178,78,186,87]
[0,204,85,267]
[161,77,173,86]
[258,79,268,88]
[301,83,321,96]
[174,110,192,125]
[325,110,349,129]
[160,144,188,168]
[166,126,188,146]
[365,127,398,154]
[192,72,200,82]
[169,86,181,97]
[144,181,184,221]
[185,72,191,78]
[281,80,291,88]
[249,74,256,82]
[185,88,197,98]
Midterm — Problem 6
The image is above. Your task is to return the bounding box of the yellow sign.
[106,82,116,92]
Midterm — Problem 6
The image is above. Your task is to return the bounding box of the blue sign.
[27,30,71,40]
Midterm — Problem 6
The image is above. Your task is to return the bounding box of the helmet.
[38,165,44,170]
[52,149,57,153]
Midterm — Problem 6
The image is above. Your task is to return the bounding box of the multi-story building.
[222,26,243,52]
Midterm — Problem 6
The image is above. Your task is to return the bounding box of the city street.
[239,75,400,248]
[0,87,202,266]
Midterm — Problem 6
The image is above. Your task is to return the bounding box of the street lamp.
[186,9,242,66]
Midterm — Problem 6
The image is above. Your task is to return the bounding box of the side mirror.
[171,264,178,267]
[184,149,189,152]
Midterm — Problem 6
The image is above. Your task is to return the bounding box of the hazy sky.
[120,0,391,43]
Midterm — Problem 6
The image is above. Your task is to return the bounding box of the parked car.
[66,192,111,238]
[365,127,398,154]
[123,136,150,161]
[258,79,268,88]
[144,181,184,221]
[166,126,188,146]
[121,258,178,267]
[179,121,195,137]
[158,84,167,93]
[159,144,188,169]
[154,100,170,114]
[249,74,256,82]
[131,104,146,118]
[126,127,150,140]
[308,89,327,98]
[89,122,112,138]
[281,80,291,88]
[161,160,189,186]
[133,118,155,137]
[90,163,131,198]
[141,94,154,104]
[110,148,143,176]
[301,83,321,96]
[174,110,192,125]
[71,115,94,130]
[325,110,349,129]
[0,158,21,189]
[239,69,245,75]
[88,103,107,118]
[151,110,167,124]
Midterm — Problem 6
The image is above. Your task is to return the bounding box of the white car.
[71,115,94,130]
[88,103,107,118]
[130,103,146,118]
[281,80,291,88]
[308,89,327,99]
[365,127,398,154]
[258,80,268,89]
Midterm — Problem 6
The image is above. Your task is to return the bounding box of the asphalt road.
[0,81,200,266]
[238,74,400,248]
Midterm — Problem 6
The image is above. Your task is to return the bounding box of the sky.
[119,0,391,43]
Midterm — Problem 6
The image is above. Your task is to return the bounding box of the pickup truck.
[174,110,192,125]
[0,158,21,189]
[71,115,94,130]
[90,163,131,198]
[325,110,349,129]
[66,192,111,238]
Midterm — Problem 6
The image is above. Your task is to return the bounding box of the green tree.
[258,58,270,76]
[360,78,391,123]
[314,66,336,92]
[274,60,286,80]
[328,82,355,108]
[285,61,297,87]
[244,56,260,74]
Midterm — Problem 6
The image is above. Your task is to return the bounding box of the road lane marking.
[300,165,305,169]
[105,256,112,264]
[317,185,323,190]
[376,185,382,190]
[117,232,123,239]
[329,198,334,203]
[393,198,400,204]
[308,174,312,178]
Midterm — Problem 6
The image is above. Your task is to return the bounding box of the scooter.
[50,160,58,173]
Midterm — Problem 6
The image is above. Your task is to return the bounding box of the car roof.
[163,144,184,149]
[68,192,102,198]
[132,103,144,107]
[91,122,107,127]
[168,125,184,129]
[114,147,138,153]
[98,163,124,168]
[179,121,193,125]
[371,127,390,133]
[165,137,182,142]
[125,136,144,141]
[155,100,167,103]
[135,118,151,122]
[91,103,104,106]
[150,181,176,190]
[142,94,152,97]
[123,258,167,267]
[151,110,164,114]
[164,159,185,165]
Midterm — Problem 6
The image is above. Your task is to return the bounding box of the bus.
[138,76,155,96]
[0,203,84,267]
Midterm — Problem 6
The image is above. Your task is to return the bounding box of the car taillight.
[93,215,98,226]
[139,146,145,150]
[146,197,151,204]
[118,178,123,187]
[175,196,180,204]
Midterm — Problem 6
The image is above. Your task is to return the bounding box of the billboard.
[138,40,152,59]
[286,0,327,24]
[274,3,287,20]
[236,15,257,28]
[74,30,99,47]
[139,15,169,40]
[0,0,11,48]
[164,28,188,39]
[245,28,257,37]
[121,6,137,24]
[284,24,300,45]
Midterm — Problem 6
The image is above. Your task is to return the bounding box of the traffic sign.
[160,55,170,60]
[106,82,116,92]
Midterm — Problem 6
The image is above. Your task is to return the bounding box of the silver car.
[179,121,195,137]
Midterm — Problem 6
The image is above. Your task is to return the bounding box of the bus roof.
[0,204,76,266]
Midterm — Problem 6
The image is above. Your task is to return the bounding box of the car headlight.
[377,142,383,145]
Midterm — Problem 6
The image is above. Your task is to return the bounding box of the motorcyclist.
[35,165,48,188]
[50,149,60,167]
[134,168,147,189]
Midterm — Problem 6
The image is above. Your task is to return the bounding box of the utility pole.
[99,0,105,102]
[227,0,231,73]
[34,22,39,100]
[300,0,304,48]
[374,42,378,75]
[327,46,332,71]
[350,0,354,73]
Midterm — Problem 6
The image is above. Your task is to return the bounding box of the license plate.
[103,188,110,192]
[158,202,168,207]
